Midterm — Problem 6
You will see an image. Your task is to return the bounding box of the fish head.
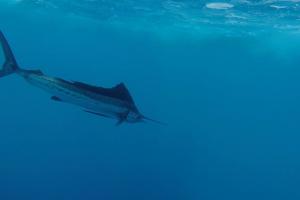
[125,111,144,123]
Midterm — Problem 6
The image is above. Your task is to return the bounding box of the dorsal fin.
[72,81,103,93]
[32,70,44,75]
[111,83,135,104]
[26,69,44,75]
[72,81,135,104]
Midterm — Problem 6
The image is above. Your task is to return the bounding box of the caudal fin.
[0,31,19,77]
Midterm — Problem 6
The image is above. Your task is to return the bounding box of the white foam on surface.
[270,5,288,9]
[205,2,234,10]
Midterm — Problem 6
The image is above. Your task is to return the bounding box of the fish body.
[0,31,164,125]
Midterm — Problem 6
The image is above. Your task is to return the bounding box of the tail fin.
[0,31,19,77]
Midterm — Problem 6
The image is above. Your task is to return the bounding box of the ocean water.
[1,0,300,199]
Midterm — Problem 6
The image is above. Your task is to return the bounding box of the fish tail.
[0,31,20,78]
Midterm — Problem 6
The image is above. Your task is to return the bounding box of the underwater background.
[1,0,300,199]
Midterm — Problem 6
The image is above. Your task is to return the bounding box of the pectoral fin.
[115,110,130,126]
[84,110,112,119]
[116,118,126,126]
[51,96,62,101]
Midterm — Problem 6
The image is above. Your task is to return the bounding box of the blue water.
[1,0,300,199]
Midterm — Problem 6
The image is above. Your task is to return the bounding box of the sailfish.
[0,31,164,125]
